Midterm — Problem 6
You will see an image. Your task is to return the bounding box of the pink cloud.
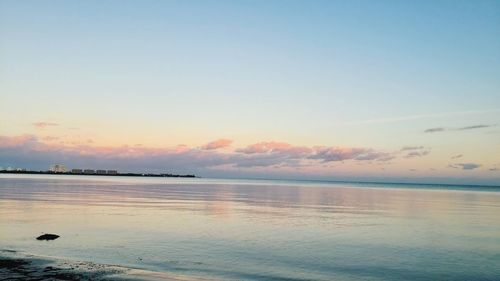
[0,134,435,174]
[201,139,233,150]
[0,135,38,148]
[42,136,60,141]
[0,134,37,147]
[32,122,59,129]
[236,141,312,155]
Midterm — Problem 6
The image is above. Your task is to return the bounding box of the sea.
[1,174,499,281]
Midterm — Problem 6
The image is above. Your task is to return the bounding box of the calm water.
[1,174,500,281]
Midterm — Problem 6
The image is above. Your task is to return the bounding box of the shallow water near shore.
[1,174,500,280]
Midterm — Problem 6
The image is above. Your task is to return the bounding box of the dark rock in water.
[36,234,60,241]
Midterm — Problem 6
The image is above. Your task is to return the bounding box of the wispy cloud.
[424,124,495,133]
[404,150,430,158]
[489,164,500,172]
[308,147,394,162]
[348,109,500,125]
[424,127,445,133]
[400,146,424,151]
[399,146,431,158]
[32,122,59,129]
[201,139,233,150]
[449,163,482,170]
[457,125,494,131]
[451,154,462,159]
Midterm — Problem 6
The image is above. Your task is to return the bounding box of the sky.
[1,0,499,185]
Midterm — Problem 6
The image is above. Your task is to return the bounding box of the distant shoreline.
[0,170,196,178]
[1,171,498,189]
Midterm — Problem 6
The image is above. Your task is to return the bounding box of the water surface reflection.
[1,176,499,281]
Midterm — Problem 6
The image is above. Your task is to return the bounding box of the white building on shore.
[49,164,67,173]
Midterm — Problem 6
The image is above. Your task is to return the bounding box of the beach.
[0,249,215,281]
[1,174,500,280]
[1,249,125,281]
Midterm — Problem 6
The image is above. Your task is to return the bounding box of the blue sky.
[1,0,499,184]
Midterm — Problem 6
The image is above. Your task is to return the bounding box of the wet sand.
[0,250,213,281]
